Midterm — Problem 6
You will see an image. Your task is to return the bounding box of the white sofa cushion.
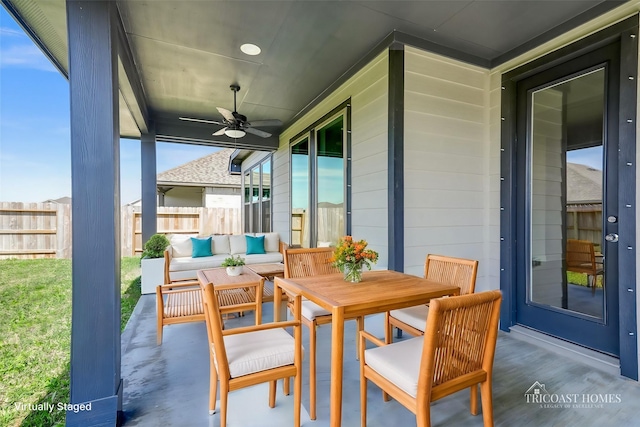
[364,336,424,398]
[218,328,295,378]
[389,305,430,332]
[254,232,280,253]
[229,234,249,255]
[211,235,231,255]
[171,254,228,272]
[243,252,283,264]
[170,234,197,258]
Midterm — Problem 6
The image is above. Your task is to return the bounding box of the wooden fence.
[122,205,242,256]
[566,203,603,251]
[0,202,241,259]
[0,202,72,259]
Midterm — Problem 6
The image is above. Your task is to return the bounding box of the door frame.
[499,15,638,379]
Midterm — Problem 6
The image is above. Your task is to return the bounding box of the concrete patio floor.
[121,287,640,426]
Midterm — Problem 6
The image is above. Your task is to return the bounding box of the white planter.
[226,266,243,277]
[141,257,165,295]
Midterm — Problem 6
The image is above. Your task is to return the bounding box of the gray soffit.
[2,0,629,146]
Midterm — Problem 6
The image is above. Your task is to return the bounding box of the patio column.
[66,1,122,425]
[141,125,158,243]
[388,44,405,272]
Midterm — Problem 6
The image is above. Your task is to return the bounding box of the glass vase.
[343,263,363,283]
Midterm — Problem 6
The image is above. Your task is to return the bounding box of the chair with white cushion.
[201,282,303,427]
[385,254,479,344]
[360,290,502,427]
[283,247,364,421]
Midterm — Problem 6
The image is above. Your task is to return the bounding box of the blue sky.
[0,8,218,204]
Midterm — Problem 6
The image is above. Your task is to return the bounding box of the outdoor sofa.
[163,232,285,284]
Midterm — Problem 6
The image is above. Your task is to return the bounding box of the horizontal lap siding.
[273,52,389,265]
[404,47,493,288]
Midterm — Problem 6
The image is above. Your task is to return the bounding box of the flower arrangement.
[331,236,378,282]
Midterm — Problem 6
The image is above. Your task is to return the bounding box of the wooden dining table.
[273,269,460,426]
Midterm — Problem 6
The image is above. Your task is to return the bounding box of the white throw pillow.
[254,233,280,252]
[211,235,231,255]
[169,234,196,258]
[229,234,249,255]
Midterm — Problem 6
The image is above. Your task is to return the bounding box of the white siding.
[403,46,494,289]
[272,51,389,266]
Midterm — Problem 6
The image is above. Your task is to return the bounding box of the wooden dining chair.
[385,254,479,344]
[283,247,364,421]
[566,239,604,295]
[360,290,502,427]
[201,282,303,427]
[156,280,205,345]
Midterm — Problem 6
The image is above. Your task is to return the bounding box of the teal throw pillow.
[246,235,266,255]
[191,237,213,258]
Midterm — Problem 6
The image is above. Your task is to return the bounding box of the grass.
[0,257,141,427]
[567,271,604,288]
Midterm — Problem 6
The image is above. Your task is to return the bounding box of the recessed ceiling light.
[240,43,261,56]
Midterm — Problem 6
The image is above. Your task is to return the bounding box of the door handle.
[605,233,619,243]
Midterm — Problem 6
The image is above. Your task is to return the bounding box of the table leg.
[330,307,345,427]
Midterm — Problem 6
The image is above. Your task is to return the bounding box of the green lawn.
[0,257,141,427]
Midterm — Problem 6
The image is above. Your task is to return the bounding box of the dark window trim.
[289,100,352,247]
[243,154,273,233]
[388,45,404,272]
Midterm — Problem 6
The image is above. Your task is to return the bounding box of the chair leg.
[157,321,163,345]
[156,289,164,345]
[220,382,229,427]
[209,357,218,415]
[589,275,596,296]
[309,321,317,420]
[269,380,276,408]
[294,365,302,427]
[480,379,495,427]
[416,400,431,427]
[470,384,479,415]
[283,377,290,396]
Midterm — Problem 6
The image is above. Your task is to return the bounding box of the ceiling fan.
[179,84,281,138]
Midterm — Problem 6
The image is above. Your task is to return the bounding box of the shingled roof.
[567,162,602,203]
[157,148,240,186]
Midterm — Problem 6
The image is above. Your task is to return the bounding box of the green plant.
[141,234,170,259]
[221,255,245,267]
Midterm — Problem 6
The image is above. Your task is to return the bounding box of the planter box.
[141,257,165,295]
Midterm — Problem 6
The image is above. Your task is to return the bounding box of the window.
[290,104,350,247]
[243,157,272,233]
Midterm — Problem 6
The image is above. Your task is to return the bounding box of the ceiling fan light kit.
[224,129,246,138]
[179,84,281,139]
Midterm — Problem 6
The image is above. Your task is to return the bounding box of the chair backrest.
[418,290,502,401]
[424,254,479,295]
[201,282,231,380]
[284,247,339,279]
[566,239,597,273]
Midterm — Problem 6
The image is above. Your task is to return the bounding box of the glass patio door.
[515,42,620,356]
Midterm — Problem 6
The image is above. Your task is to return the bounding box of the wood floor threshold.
[508,325,620,377]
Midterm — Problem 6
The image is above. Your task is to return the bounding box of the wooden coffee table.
[246,263,285,280]
[246,263,285,303]
[197,267,265,325]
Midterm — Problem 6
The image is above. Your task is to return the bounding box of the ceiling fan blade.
[179,117,224,125]
[213,127,228,136]
[245,127,272,138]
[247,119,282,127]
[217,107,235,123]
